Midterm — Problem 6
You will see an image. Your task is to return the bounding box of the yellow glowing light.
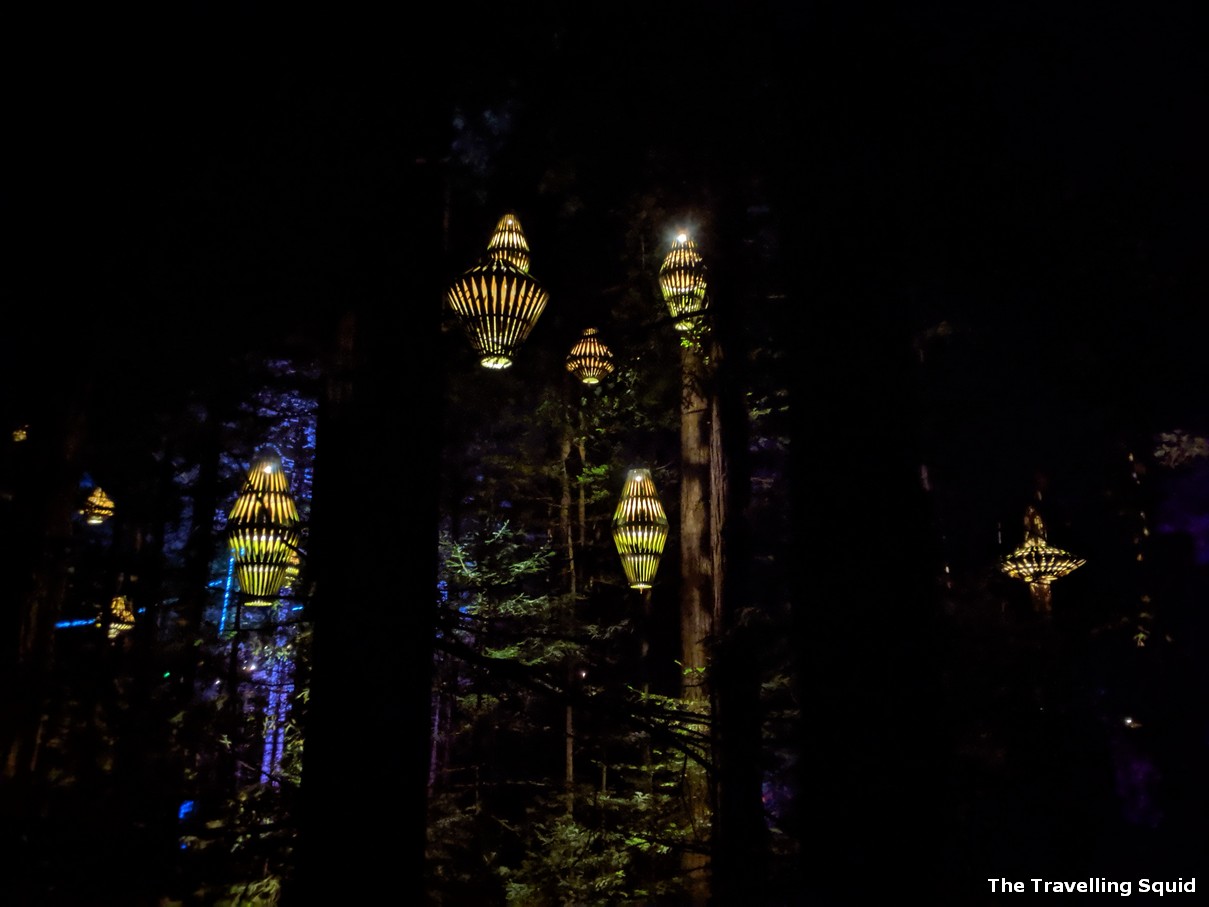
[659,233,708,330]
[226,449,301,607]
[107,595,135,640]
[1000,504,1084,612]
[446,213,549,369]
[566,327,616,385]
[82,487,116,524]
[612,468,670,589]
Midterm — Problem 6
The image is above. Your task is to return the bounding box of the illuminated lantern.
[446,213,550,369]
[566,327,615,385]
[1000,504,1085,613]
[612,468,670,589]
[659,232,708,331]
[226,449,301,607]
[106,595,135,640]
[82,486,116,524]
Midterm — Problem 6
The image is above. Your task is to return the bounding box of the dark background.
[5,2,1209,902]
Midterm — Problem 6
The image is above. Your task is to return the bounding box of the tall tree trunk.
[291,161,444,901]
[705,290,767,906]
[679,343,714,904]
[559,422,576,815]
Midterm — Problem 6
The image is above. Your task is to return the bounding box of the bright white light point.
[1123,717,1133,726]
[676,232,688,243]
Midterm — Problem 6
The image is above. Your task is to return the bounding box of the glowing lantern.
[82,486,116,524]
[446,213,550,369]
[612,468,670,589]
[659,232,708,330]
[566,327,616,385]
[106,595,135,640]
[1000,504,1085,613]
[226,449,301,607]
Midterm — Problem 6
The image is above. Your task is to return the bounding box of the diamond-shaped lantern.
[566,327,616,385]
[1000,504,1085,613]
[612,468,670,590]
[226,448,301,608]
[446,213,550,369]
[659,232,708,331]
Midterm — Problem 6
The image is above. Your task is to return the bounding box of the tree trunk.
[679,343,714,904]
[290,162,445,900]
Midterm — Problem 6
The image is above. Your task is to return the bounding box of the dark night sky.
[4,3,1208,505]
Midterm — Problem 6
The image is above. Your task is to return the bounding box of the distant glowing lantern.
[82,487,116,524]
[566,327,616,385]
[612,468,670,589]
[446,213,550,369]
[107,595,135,640]
[1000,504,1085,613]
[226,449,301,607]
[659,232,708,330]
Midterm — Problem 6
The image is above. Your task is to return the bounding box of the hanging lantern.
[82,486,116,524]
[612,468,670,589]
[659,232,708,331]
[226,448,301,607]
[446,213,550,369]
[1000,503,1085,613]
[106,595,135,640]
[566,327,616,385]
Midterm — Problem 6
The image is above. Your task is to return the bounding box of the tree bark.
[290,162,445,902]
[679,342,714,904]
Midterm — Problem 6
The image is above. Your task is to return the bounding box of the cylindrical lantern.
[446,213,550,369]
[659,232,708,330]
[226,449,301,607]
[612,468,670,589]
[566,326,616,385]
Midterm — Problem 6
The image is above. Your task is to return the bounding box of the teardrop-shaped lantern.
[566,327,616,385]
[659,232,708,331]
[446,213,550,369]
[612,468,670,589]
[226,448,301,607]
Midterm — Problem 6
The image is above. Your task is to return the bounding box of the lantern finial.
[612,468,669,589]
[659,233,708,330]
[447,213,550,369]
[486,213,532,272]
[226,448,301,607]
